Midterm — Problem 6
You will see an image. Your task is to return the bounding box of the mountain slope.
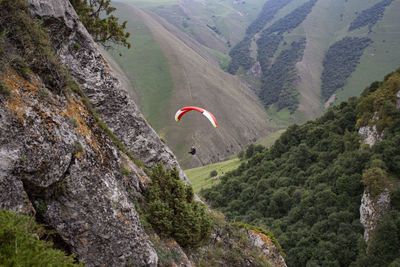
[228,0,400,122]
[202,69,400,266]
[110,2,278,168]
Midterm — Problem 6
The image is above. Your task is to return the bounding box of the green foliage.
[245,0,293,36]
[0,210,82,266]
[252,0,317,112]
[391,187,400,210]
[37,202,47,214]
[72,141,83,155]
[121,167,130,175]
[39,88,50,98]
[145,164,212,248]
[0,0,68,91]
[321,37,372,101]
[227,37,254,74]
[349,0,394,32]
[73,42,81,51]
[227,0,302,75]
[238,150,245,160]
[261,0,317,36]
[361,167,387,198]
[354,211,400,266]
[70,0,130,50]
[256,33,282,74]
[0,77,11,97]
[259,39,306,112]
[356,70,400,131]
[201,75,400,266]
[210,170,218,177]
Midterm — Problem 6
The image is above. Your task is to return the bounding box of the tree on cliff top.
[70,0,131,50]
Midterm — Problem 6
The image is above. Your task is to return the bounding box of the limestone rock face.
[358,124,382,147]
[359,189,391,242]
[0,69,157,266]
[27,0,189,184]
[247,62,263,78]
[246,230,287,267]
[1,0,195,265]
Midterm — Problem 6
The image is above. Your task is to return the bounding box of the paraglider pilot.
[188,146,196,155]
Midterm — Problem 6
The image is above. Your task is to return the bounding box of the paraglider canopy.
[175,106,217,128]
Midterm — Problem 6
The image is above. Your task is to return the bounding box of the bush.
[0,78,11,97]
[0,210,82,266]
[361,167,387,198]
[0,0,68,91]
[210,170,218,177]
[145,164,212,248]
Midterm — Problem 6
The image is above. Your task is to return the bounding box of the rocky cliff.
[27,0,189,184]
[0,1,287,266]
[358,88,400,243]
[0,0,189,265]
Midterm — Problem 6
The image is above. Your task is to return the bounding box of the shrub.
[145,164,212,248]
[0,0,68,91]
[210,170,218,177]
[121,167,130,175]
[361,167,387,198]
[0,78,11,97]
[0,209,82,266]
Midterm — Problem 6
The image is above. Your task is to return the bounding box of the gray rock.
[1,68,157,266]
[27,0,189,185]
[359,189,391,242]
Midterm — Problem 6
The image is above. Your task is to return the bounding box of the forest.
[227,0,316,112]
[255,0,317,112]
[349,0,394,32]
[259,39,306,112]
[245,0,293,36]
[261,0,317,36]
[227,37,254,74]
[321,37,372,101]
[202,70,400,266]
[227,0,293,74]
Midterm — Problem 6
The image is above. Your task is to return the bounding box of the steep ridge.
[0,1,288,266]
[111,2,274,169]
[201,69,400,266]
[226,0,400,122]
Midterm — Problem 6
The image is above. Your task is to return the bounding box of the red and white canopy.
[175,106,217,128]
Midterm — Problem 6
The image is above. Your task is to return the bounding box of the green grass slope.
[120,0,265,54]
[110,2,281,169]
[289,0,400,119]
[185,158,242,193]
[201,70,400,266]
[338,0,400,103]
[226,0,400,124]
[108,6,174,131]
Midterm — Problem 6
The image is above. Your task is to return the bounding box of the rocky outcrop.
[359,189,391,242]
[358,123,383,147]
[358,90,400,243]
[27,0,189,184]
[1,0,198,265]
[246,230,287,267]
[0,69,157,266]
[247,62,263,78]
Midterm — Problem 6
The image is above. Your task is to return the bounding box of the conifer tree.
[70,0,131,50]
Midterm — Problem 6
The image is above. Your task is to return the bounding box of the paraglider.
[188,146,196,155]
[174,106,218,128]
[175,106,217,156]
